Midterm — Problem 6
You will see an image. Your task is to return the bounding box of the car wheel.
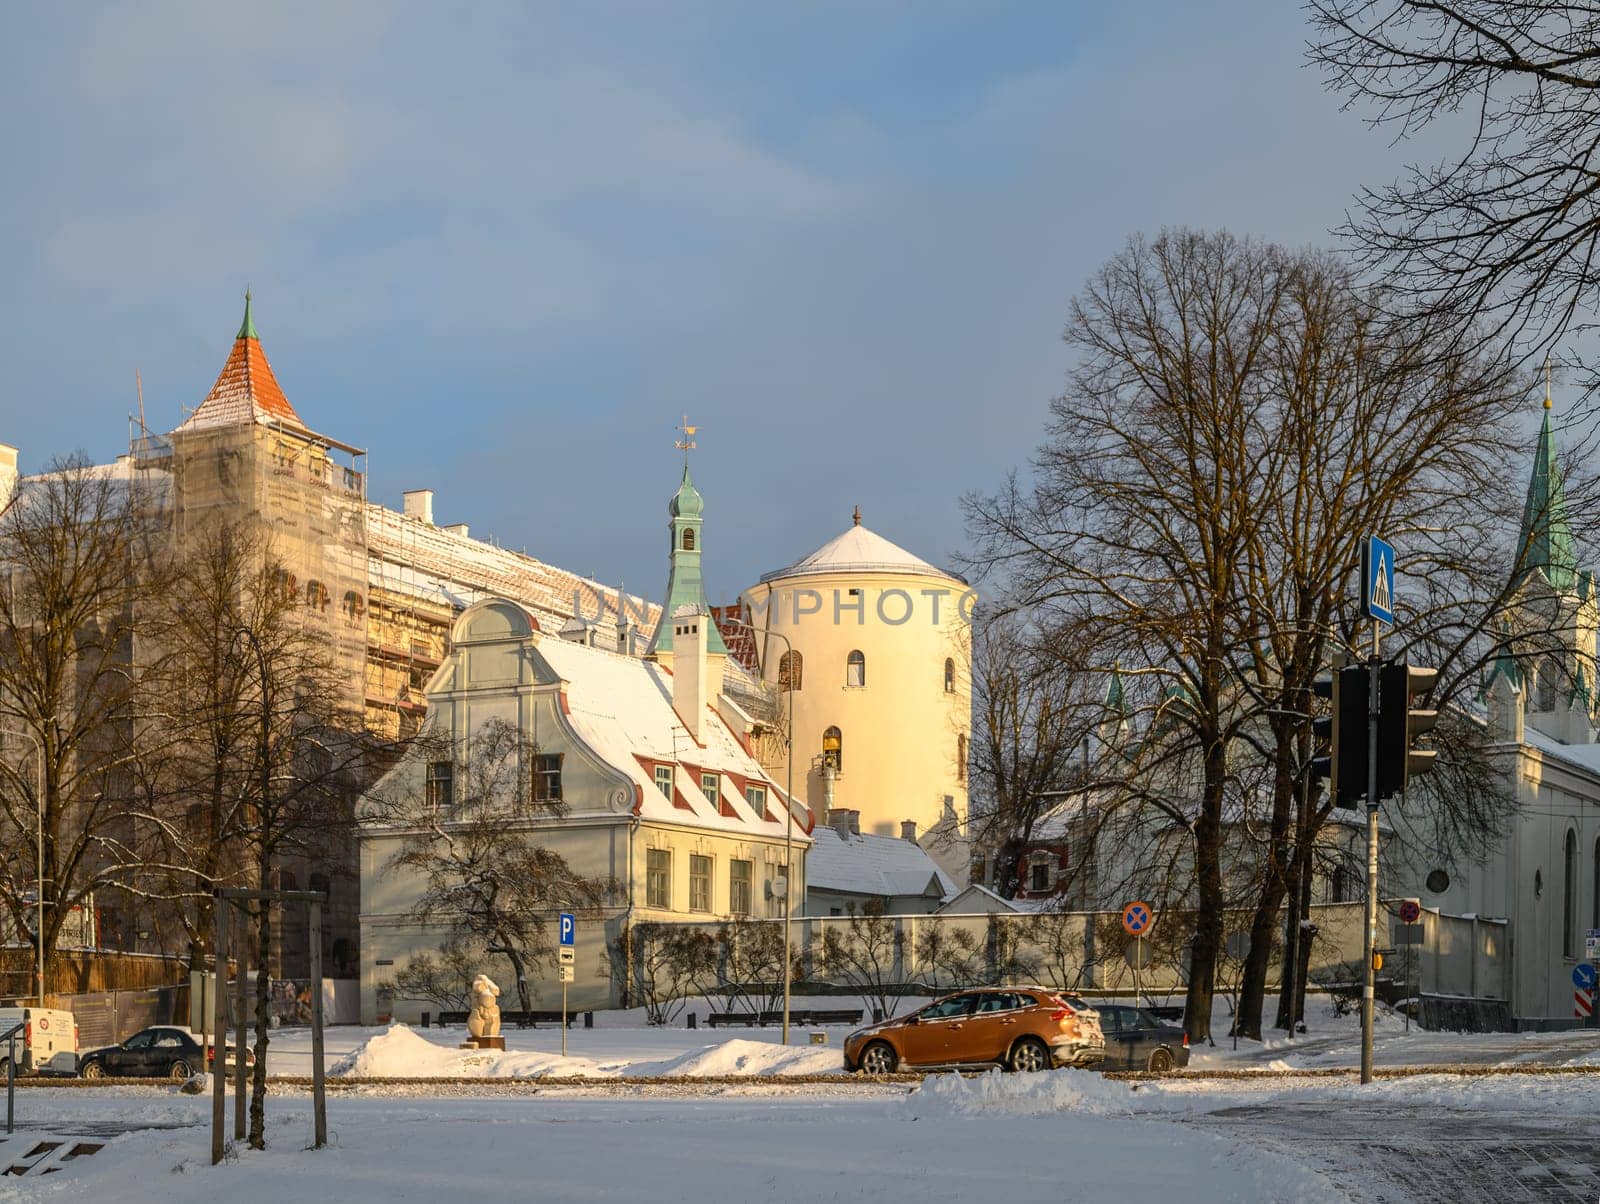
[1146,1047,1175,1074]
[1008,1037,1050,1073]
[168,1060,192,1080]
[80,1060,104,1080]
[859,1041,898,1075]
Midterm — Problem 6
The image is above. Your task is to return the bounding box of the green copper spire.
[1105,664,1128,715]
[647,462,727,658]
[1518,396,1579,592]
[237,290,258,341]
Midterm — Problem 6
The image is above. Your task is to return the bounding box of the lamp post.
[718,617,797,1045]
[1,729,45,1006]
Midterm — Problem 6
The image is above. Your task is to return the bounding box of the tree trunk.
[1236,749,1296,1039]
[1184,745,1227,1045]
[1274,849,1303,1032]
[501,945,532,1018]
[249,895,272,1150]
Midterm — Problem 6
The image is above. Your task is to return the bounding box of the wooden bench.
[705,1008,863,1028]
[430,1010,575,1028]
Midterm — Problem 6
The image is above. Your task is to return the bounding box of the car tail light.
[23,1023,30,1044]
[1049,1008,1068,1021]
[1182,1033,1190,1048]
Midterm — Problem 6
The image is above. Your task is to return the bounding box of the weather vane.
[675,414,699,464]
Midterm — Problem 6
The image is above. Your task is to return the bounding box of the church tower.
[646,427,727,665]
[1509,381,1598,745]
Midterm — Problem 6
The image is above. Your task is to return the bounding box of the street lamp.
[0,728,45,1006]
[717,616,797,1045]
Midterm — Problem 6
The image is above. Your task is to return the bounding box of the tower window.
[778,650,803,692]
[846,650,866,688]
[822,726,842,774]
[682,528,696,551]
[957,733,967,783]
[944,658,955,693]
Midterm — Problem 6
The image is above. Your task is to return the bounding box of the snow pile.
[633,1038,841,1077]
[908,1068,1151,1119]
[330,1024,607,1079]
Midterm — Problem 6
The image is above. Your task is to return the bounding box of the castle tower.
[742,508,972,882]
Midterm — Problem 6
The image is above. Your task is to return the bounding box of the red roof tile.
[177,334,304,433]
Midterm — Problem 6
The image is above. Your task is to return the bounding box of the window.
[1565,829,1578,958]
[944,658,955,693]
[700,773,719,803]
[744,785,767,816]
[682,527,696,551]
[689,855,712,912]
[846,650,866,688]
[777,650,803,692]
[919,995,976,1021]
[342,589,365,623]
[647,849,672,909]
[532,753,563,803]
[822,726,842,774]
[957,733,967,783]
[426,761,453,809]
[655,765,674,799]
[1030,861,1051,892]
[1539,659,1559,711]
[730,860,753,915]
[124,1031,156,1050]
[1593,839,1600,931]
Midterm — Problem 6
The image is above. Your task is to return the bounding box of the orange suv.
[843,987,1105,1074]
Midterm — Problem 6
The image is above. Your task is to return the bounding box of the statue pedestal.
[461,1035,506,1051]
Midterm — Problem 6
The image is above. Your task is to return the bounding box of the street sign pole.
[559,912,575,1058]
[1360,535,1394,1087]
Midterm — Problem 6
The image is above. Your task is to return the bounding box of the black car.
[78,1026,251,1080]
[1095,1005,1190,1072]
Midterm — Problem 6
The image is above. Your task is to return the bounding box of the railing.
[1,1020,22,1134]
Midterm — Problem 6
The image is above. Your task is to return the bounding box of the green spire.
[237,290,258,341]
[1105,664,1128,715]
[647,462,726,658]
[1518,400,1578,592]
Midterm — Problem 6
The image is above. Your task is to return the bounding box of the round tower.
[743,510,972,878]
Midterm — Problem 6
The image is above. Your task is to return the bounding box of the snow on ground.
[0,1075,1348,1204]
[328,1024,841,1079]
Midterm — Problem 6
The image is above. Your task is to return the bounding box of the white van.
[0,1008,78,1076]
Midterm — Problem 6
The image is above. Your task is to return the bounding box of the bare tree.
[385,719,610,1021]
[627,923,717,1026]
[0,455,166,992]
[381,939,477,1016]
[1308,1,1600,358]
[814,904,907,1022]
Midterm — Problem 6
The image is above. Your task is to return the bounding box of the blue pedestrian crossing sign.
[1575,963,1596,991]
[559,913,576,947]
[1363,535,1396,626]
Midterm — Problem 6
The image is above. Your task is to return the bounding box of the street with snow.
[2,1004,1599,1202]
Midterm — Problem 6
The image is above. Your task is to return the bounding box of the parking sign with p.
[559,912,575,946]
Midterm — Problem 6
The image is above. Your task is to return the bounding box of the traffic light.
[1311,664,1368,809]
[1377,662,1438,800]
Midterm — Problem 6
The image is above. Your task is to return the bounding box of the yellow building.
[741,511,973,884]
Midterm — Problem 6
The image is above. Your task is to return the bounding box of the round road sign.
[1575,963,1597,992]
[1398,900,1421,925]
[1121,900,1153,936]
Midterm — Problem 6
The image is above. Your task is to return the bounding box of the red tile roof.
[176,333,304,433]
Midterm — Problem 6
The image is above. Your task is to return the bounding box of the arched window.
[1539,659,1560,711]
[822,726,842,774]
[957,733,967,783]
[681,527,696,551]
[1566,829,1579,958]
[943,658,955,693]
[846,650,866,688]
[777,650,803,692]
[1593,838,1600,931]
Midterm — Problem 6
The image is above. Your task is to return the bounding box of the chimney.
[0,444,16,512]
[617,618,634,655]
[901,819,918,843]
[442,522,469,539]
[403,489,434,525]
[829,809,853,839]
[670,604,708,743]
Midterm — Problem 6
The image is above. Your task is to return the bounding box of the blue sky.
[0,2,1413,602]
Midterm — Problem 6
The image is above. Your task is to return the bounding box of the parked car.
[78,1026,253,1080]
[0,1007,79,1076]
[844,987,1105,1074]
[1094,1005,1190,1072]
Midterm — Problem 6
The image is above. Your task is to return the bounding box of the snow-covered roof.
[760,522,962,584]
[367,504,661,638]
[806,826,955,899]
[533,633,808,840]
